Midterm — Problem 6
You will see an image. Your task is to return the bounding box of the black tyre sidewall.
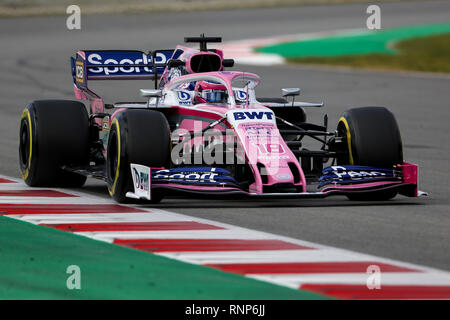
[338,106,403,168]
[337,106,403,200]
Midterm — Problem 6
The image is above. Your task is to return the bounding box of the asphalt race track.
[1,0,449,271]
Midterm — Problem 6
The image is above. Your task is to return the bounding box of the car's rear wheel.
[19,100,89,187]
[336,106,403,201]
[106,109,171,203]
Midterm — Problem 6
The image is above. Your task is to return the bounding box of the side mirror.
[140,89,163,107]
[222,59,234,68]
[282,88,300,97]
[140,89,162,98]
[167,59,185,68]
[282,88,300,106]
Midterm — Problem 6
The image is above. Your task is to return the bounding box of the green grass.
[288,33,450,73]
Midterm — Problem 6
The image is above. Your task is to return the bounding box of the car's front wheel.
[106,109,171,203]
[336,106,403,201]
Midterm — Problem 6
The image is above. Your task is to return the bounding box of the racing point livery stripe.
[1,176,450,300]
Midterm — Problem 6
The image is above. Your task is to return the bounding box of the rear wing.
[71,49,177,96]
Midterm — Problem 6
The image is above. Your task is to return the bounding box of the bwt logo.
[133,168,149,191]
[235,90,248,101]
[233,111,274,121]
[177,91,191,102]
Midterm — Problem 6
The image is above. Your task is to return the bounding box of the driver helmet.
[194,81,228,104]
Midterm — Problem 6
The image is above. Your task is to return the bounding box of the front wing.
[125,162,425,200]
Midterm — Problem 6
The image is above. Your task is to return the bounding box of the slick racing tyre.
[337,106,403,201]
[19,100,89,187]
[106,109,171,203]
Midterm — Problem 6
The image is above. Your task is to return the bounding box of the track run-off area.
[1,176,450,299]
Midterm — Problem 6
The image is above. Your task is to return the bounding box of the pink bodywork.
[164,71,307,194]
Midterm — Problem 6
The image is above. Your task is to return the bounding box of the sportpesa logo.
[153,170,219,182]
[86,51,171,76]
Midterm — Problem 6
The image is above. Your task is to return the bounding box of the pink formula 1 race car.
[19,35,424,203]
